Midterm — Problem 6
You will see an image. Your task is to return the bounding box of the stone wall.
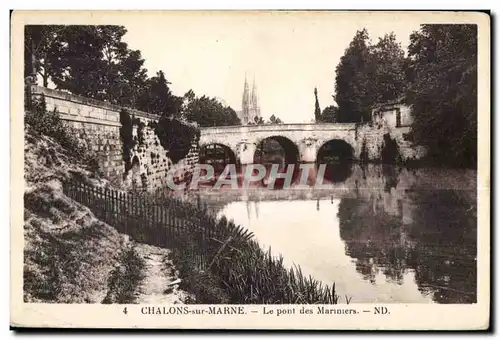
[30,85,200,191]
[126,117,199,190]
[360,102,427,162]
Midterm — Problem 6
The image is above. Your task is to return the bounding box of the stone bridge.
[199,123,364,164]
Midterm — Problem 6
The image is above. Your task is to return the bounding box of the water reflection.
[199,164,477,304]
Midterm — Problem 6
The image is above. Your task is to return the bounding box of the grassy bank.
[128,191,343,304]
[171,224,341,304]
[25,98,344,305]
[23,102,138,303]
[102,247,146,304]
[23,181,128,303]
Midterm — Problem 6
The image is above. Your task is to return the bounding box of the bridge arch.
[199,143,237,173]
[254,135,300,166]
[316,139,355,183]
[316,139,354,183]
[317,139,354,163]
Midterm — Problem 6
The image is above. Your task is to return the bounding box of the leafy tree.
[96,26,148,107]
[137,70,182,117]
[335,29,373,123]
[253,116,265,125]
[406,24,477,168]
[24,25,70,87]
[268,114,283,124]
[370,33,407,103]
[314,87,321,122]
[334,30,407,123]
[321,105,339,123]
[110,49,148,107]
[49,26,112,99]
[181,91,240,127]
[25,25,149,107]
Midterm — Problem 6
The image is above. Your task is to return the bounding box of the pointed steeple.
[242,73,250,108]
[241,73,250,124]
[250,74,260,119]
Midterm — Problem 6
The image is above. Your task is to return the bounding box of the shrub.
[25,94,98,169]
[119,109,135,175]
[119,110,147,177]
[154,116,200,163]
[381,133,402,164]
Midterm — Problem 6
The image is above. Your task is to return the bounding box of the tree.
[181,91,240,127]
[334,30,407,123]
[335,29,373,123]
[268,114,283,124]
[24,25,68,87]
[321,105,339,123]
[406,24,477,168]
[253,116,265,125]
[96,26,148,107]
[109,49,148,107]
[370,33,407,103]
[137,70,182,117]
[49,26,113,99]
[314,87,321,122]
[25,25,150,107]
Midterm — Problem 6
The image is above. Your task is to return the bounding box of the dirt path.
[134,243,188,304]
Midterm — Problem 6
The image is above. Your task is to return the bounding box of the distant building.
[238,75,261,125]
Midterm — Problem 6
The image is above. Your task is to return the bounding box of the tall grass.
[66,183,345,304]
[130,190,343,304]
[102,247,145,304]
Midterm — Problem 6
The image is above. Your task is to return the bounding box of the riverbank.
[24,110,345,305]
[23,120,189,304]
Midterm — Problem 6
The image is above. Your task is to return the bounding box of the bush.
[154,116,200,163]
[119,109,135,174]
[119,110,147,177]
[25,94,99,169]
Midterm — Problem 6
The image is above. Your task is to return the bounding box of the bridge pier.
[299,145,318,163]
[298,139,319,163]
[238,142,257,164]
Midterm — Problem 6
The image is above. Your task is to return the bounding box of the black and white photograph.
[11,10,490,330]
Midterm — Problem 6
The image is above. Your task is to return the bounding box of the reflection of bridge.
[199,123,362,164]
[194,164,477,212]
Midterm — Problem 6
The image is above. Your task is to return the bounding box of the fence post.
[104,187,109,222]
[112,189,117,224]
[119,192,124,231]
[98,186,104,219]
[81,181,86,204]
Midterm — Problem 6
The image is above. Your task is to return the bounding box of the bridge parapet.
[200,123,357,135]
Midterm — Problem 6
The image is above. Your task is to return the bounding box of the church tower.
[250,76,261,120]
[241,75,251,125]
[240,74,261,125]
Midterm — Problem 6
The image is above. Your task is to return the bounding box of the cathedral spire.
[240,73,261,125]
[250,75,260,119]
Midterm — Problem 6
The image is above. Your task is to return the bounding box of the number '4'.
[123,307,128,315]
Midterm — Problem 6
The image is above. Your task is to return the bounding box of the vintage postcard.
[10,10,490,330]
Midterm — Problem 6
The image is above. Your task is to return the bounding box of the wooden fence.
[62,179,230,269]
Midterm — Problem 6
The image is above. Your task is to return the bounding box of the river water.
[196,163,477,304]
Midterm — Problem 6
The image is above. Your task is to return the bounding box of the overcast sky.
[121,12,423,123]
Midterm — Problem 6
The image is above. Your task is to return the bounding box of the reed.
[169,211,342,304]
[64,181,345,304]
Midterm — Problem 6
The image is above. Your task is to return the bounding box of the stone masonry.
[199,102,426,164]
[30,85,199,191]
